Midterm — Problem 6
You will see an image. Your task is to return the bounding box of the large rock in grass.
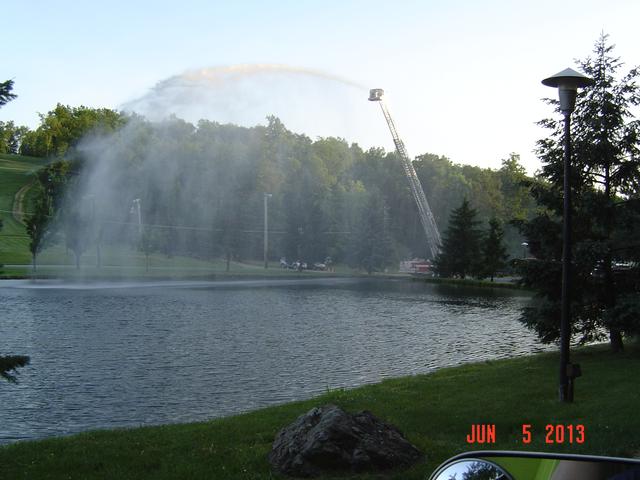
[269,404,422,477]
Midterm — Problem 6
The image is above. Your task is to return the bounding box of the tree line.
[12,108,534,276]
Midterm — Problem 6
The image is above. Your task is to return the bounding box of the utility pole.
[264,193,272,269]
[85,194,101,268]
[132,198,142,236]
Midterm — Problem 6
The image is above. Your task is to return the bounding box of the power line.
[0,209,351,235]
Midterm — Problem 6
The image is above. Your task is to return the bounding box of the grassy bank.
[0,262,385,281]
[1,345,638,479]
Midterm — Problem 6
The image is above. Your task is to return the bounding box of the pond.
[0,277,544,444]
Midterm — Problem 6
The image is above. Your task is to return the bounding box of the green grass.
[0,154,49,265]
[1,344,639,479]
[0,250,369,280]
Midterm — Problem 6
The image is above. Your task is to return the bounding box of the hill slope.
[0,154,48,265]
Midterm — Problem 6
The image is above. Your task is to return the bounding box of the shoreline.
[1,268,525,290]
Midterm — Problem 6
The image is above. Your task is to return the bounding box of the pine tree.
[434,198,483,279]
[0,79,17,107]
[480,218,508,281]
[0,356,30,383]
[518,34,640,350]
[352,191,396,274]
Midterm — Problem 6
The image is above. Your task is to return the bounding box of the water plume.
[34,64,393,276]
[121,64,380,144]
[170,64,365,89]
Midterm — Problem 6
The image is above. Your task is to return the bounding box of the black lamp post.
[542,68,594,403]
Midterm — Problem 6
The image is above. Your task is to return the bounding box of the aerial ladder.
[368,88,441,259]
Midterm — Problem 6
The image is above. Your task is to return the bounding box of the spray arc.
[368,89,441,259]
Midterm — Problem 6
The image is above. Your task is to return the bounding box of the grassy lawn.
[1,344,638,479]
[0,154,49,265]
[0,253,365,280]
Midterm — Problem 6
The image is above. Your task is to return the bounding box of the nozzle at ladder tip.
[368,88,384,101]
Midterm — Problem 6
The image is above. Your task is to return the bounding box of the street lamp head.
[542,68,594,114]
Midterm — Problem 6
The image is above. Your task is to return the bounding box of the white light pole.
[84,194,101,268]
[131,198,142,236]
[264,193,272,269]
[542,67,594,403]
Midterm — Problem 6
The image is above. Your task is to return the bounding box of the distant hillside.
[0,154,48,265]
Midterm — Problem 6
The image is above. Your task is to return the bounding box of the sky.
[3,0,639,173]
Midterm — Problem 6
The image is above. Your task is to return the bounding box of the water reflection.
[0,278,543,443]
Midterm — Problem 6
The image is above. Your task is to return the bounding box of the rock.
[268,404,422,477]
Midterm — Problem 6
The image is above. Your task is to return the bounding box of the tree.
[518,34,640,351]
[0,121,30,154]
[19,104,126,157]
[25,192,50,271]
[434,198,483,279]
[0,79,17,107]
[0,355,30,383]
[351,190,397,274]
[480,217,508,281]
[25,161,73,270]
[460,461,504,480]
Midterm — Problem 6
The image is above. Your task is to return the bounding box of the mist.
[120,64,385,149]
[35,65,442,274]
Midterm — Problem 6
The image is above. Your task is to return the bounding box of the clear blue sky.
[3,0,639,172]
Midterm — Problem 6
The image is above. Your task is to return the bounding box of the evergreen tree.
[480,217,508,281]
[0,355,30,383]
[518,34,640,350]
[352,190,396,274]
[434,198,483,279]
[0,79,17,107]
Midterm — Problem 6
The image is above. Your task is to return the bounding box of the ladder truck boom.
[368,88,442,259]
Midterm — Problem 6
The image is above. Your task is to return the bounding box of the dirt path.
[12,179,34,225]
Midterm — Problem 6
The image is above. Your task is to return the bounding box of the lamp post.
[264,193,272,269]
[542,67,594,403]
[521,242,528,259]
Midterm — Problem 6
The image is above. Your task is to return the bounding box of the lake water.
[0,277,544,444]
